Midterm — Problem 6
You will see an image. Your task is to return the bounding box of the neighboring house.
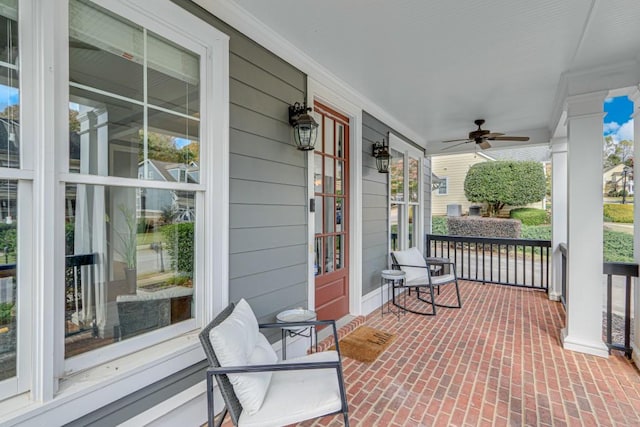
[138,159,199,222]
[603,163,634,196]
[431,146,551,216]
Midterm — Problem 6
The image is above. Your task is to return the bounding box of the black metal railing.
[426,234,551,290]
[603,261,638,358]
[65,253,98,337]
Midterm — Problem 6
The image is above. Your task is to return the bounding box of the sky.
[604,95,634,143]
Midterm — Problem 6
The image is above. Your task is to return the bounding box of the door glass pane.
[336,161,343,196]
[64,183,195,358]
[335,234,343,271]
[409,156,419,203]
[390,148,404,202]
[313,110,323,152]
[314,154,322,193]
[324,236,334,273]
[324,196,334,234]
[336,198,343,233]
[314,237,322,276]
[390,204,399,251]
[0,1,19,169]
[324,117,334,156]
[324,157,334,194]
[69,0,200,180]
[314,196,323,234]
[336,123,343,157]
[0,179,17,381]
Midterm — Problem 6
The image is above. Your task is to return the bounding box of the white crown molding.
[549,59,640,135]
[193,0,426,148]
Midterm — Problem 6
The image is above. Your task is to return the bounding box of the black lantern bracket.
[372,138,392,173]
[288,101,319,151]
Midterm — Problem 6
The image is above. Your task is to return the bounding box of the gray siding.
[74,2,309,424]
[361,111,425,296]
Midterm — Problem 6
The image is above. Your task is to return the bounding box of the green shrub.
[464,161,546,217]
[0,302,14,324]
[161,222,194,276]
[431,216,448,235]
[510,208,549,226]
[447,217,521,238]
[603,204,633,223]
[603,230,633,262]
[520,224,551,240]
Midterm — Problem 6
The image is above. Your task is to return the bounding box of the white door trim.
[306,78,363,316]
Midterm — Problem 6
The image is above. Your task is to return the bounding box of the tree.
[464,161,546,217]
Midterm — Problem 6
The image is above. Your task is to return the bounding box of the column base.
[561,328,609,358]
[548,291,562,302]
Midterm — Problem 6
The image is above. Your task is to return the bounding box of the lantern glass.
[292,113,319,150]
[376,155,390,173]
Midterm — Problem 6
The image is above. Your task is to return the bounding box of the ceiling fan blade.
[484,132,504,138]
[478,140,491,150]
[441,141,468,151]
[442,138,470,143]
[489,136,530,141]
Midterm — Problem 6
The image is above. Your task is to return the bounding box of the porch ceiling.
[211,0,640,155]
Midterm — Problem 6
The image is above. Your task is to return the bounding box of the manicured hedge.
[603,203,633,223]
[603,230,634,262]
[510,208,549,226]
[431,216,448,235]
[161,222,194,275]
[447,216,521,238]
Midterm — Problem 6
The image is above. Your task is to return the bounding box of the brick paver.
[299,281,640,426]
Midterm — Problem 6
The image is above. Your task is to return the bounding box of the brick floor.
[297,281,640,426]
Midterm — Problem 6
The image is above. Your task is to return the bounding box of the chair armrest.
[207,360,341,376]
[393,263,429,269]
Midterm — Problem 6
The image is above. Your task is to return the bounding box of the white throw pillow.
[209,299,278,415]
[392,247,428,283]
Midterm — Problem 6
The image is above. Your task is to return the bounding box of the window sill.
[0,331,204,426]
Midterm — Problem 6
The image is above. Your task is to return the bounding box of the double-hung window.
[0,0,229,414]
[389,133,424,252]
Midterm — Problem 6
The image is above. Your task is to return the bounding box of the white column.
[561,91,609,357]
[550,138,567,301]
[629,86,640,367]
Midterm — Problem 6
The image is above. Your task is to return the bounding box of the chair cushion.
[392,247,428,283]
[238,351,343,427]
[209,299,278,415]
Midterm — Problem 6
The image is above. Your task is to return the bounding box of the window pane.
[314,154,322,193]
[324,157,334,194]
[0,179,17,381]
[390,204,399,251]
[409,205,418,250]
[314,196,322,234]
[336,161,343,196]
[336,198,343,233]
[335,234,343,271]
[390,148,404,202]
[324,117,334,156]
[314,237,322,276]
[64,183,195,358]
[324,236,334,273]
[324,196,334,234]
[69,0,201,181]
[409,156,419,203]
[0,3,19,169]
[336,123,343,157]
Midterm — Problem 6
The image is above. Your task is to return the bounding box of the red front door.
[313,102,349,321]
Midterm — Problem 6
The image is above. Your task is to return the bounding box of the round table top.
[381,269,406,280]
[276,308,317,323]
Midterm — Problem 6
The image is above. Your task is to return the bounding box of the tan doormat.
[330,326,395,363]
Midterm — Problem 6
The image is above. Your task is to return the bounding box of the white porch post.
[630,86,640,367]
[561,91,609,357]
[550,138,567,301]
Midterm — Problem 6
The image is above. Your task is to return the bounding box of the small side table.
[276,308,317,360]
[380,269,406,319]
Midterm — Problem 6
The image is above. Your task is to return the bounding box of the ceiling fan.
[442,119,529,150]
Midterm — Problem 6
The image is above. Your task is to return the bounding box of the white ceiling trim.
[194,0,426,147]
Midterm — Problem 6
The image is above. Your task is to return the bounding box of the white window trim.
[0,0,229,423]
[388,133,424,253]
[437,176,449,195]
